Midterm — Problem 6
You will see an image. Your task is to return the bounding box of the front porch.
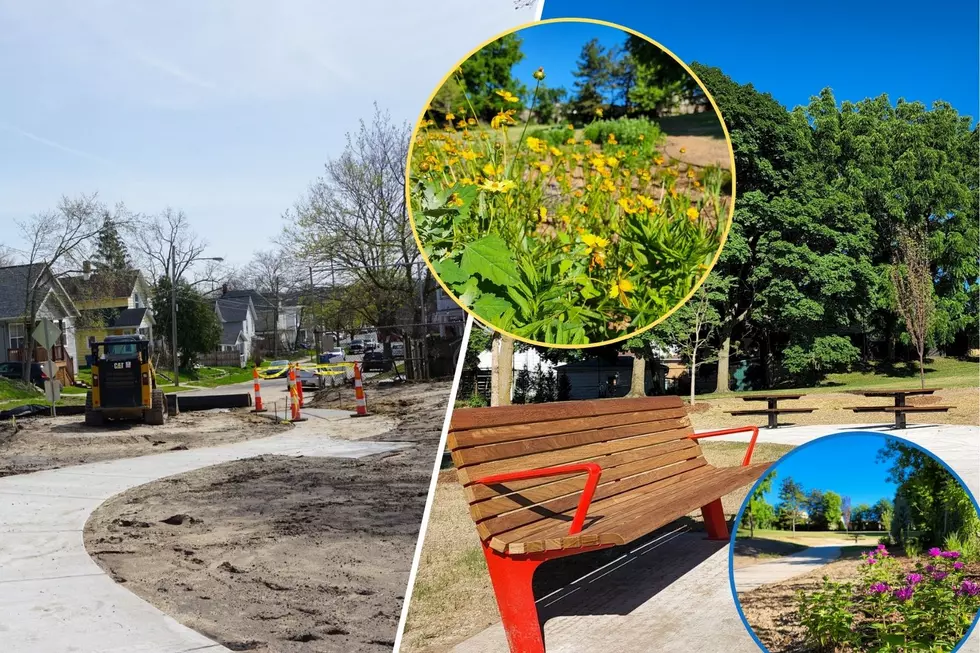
[6,345,76,386]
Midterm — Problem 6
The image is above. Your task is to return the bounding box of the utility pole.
[170,243,180,388]
[310,265,320,364]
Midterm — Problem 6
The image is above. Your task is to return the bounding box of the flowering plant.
[797,546,980,651]
[409,66,729,344]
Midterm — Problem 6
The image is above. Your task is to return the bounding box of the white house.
[214,297,256,363]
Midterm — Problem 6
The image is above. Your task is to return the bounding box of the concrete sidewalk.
[0,411,409,653]
[733,545,842,592]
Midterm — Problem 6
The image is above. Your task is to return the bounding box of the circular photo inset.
[407,18,734,347]
[730,432,980,652]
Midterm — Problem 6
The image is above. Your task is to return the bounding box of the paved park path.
[0,409,407,653]
[733,545,843,593]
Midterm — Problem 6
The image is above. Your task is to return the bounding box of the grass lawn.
[0,378,40,402]
[153,366,254,388]
[735,529,887,547]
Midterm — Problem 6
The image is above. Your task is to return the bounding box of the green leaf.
[433,258,468,285]
[455,277,481,306]
[474,293,514,325]
[460,235,521,287]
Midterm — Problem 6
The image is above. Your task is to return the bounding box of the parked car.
[390,341,405,358]
[349,340,365,354]
[295,368,324,390]
[361,351,392,373]
[325,347,344,362]
[264,359,291,378]
[0,361,47,388]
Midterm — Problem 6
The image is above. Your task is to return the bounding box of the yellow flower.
[606,156,619,168]
[686,206,700,221]
[637,195,657,211]
[583,139,592,146]
[589,155,605,169]
[687,169,696,179]
[490,110,517,129]
[461,149,478,161]
[456,119,467,128]
[680,147,687,154]
[537,206,548,222]
[638,134,645,141]
[482,162,502,177]
[599,178,616,193]
[609,271,634,308]
[566,138,576,145]
[617,197,638,215]
[549,146,563,156]
[526,136,545,153]
[576,204,588,214]
[445,112,455,121]
[467,117,476,125]
[479,179,516,193]
[532,161,552,174]
[460,177,475,185]
[595,107,604,117]
[495,89,519,103]
[607,133,618,144]
[654,155,664,166]
[581,233,609,251]
[448,193,464,207]
[567,124,575,130]
[572,153,585,163]
[573,189,584,198]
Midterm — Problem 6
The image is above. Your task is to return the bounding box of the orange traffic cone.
[288,364,306,422]
[296,368,305,408]
[252,367,267,413]
[351,362,368,417]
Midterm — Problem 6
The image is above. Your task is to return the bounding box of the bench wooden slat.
[449,396,685,432]
[494,463,769,554]
[475,456,708,538]
[846,406,952,413]
[448,406,689,450]
[457,426,693,485]
[469,441,703,520]
[464,438,700,503]
[452,416,690,467]
[726,408,817,415]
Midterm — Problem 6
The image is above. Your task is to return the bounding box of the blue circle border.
[727,430,980,652]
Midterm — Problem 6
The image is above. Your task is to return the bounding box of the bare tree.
[0,245,15,268]
[251,248,302,355]
[15,194,104,381]
[129,208,208,283]
[288,105,428,375]
[891,225,934,388]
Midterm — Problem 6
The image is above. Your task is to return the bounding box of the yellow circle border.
[405,16,737,350]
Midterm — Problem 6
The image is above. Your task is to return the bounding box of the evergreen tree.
[571,39,613,119]
[93,212,131,271]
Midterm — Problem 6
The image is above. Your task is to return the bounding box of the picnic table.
[845,388,951,429]
[726,393,817,429]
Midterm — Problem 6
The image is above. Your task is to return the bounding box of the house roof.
[215,298,250,323]
[110,307,147,328]
[0,263,79,320]
[61,270,140,302]
[220,323,243,346]
[220,289,271,308]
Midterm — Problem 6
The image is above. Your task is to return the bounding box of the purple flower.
[957,580,980,597]
[868,582,890,595]
[865,555,878,565]
[893,586,914,601]
[928,547,943,558]
[906,573,924,585]
[941,550,961,559]
[933,571,949,581]
[926,564,936,572]
[954,561,965,571]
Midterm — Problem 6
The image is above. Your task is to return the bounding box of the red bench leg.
[701,498,729,541]
[482,542,547,653]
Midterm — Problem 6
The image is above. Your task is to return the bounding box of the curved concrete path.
[733,545,842,593]
[0,409,408,653]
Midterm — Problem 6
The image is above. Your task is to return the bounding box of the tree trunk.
[918,349,925,389]
[689,350,697,406]
[490,334,514,406]
[749,500,755,538]
[626,353,646,397]
[715,323,732,393]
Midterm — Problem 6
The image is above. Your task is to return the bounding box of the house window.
[9,323,25,350]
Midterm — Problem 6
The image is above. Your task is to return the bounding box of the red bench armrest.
[689,426,760,466]
[472,463,602,536]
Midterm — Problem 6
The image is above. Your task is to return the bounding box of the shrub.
[582,117,665,147]
[796,545,980,650]
[528,125,572,148]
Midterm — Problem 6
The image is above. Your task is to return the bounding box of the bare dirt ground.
[732,538,808,570]
[84,380,450,653]
[664,134,731,170]
[689,388,979,431]
[400,439,793,653]
[737,551,980,652]
[0,409,289,477]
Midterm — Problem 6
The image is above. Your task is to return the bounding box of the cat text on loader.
[85,335,167,426]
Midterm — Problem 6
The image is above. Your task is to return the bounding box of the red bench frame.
[475,424,760,653]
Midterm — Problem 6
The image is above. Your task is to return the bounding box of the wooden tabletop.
[848,388,940,397]
[740,393,806,401]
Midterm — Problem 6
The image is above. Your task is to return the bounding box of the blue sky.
[759,433,898,508]
[512,21,628,103]
[542,1,979,119]
[0,0,541,269]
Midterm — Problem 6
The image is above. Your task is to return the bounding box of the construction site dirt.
[82,380,451,652]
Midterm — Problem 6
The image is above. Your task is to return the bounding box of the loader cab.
[85,335,166,426]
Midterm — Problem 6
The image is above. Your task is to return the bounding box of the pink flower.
[906,573,924,585]
[867,582,890,595]
[953,561,965,571]
[957,580,980,597]
[893,586,914,601]
[940,550,961,559]
[928,547,943,557]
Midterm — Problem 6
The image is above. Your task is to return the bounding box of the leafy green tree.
[463,324,492,372]
[534,84,568,124]
[804,489,827,529]
[746,470,777,536]
[852,503,872,530]
[456,33,527,121]
[874,497,894,532]
[625,35,697,116]
[152,278,221,370]
[824,491,843,530]
[778,477,805,532]
[570,38,613,119]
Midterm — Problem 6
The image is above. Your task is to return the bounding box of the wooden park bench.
[845,388,951,429]
[448,396,770,653]
[726,393,817,429]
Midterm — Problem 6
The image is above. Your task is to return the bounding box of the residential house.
[213,297,257,364]
[0,263,81,384]
[218,286,301,354]
[432,287,465,339]
[61,268,154,367]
